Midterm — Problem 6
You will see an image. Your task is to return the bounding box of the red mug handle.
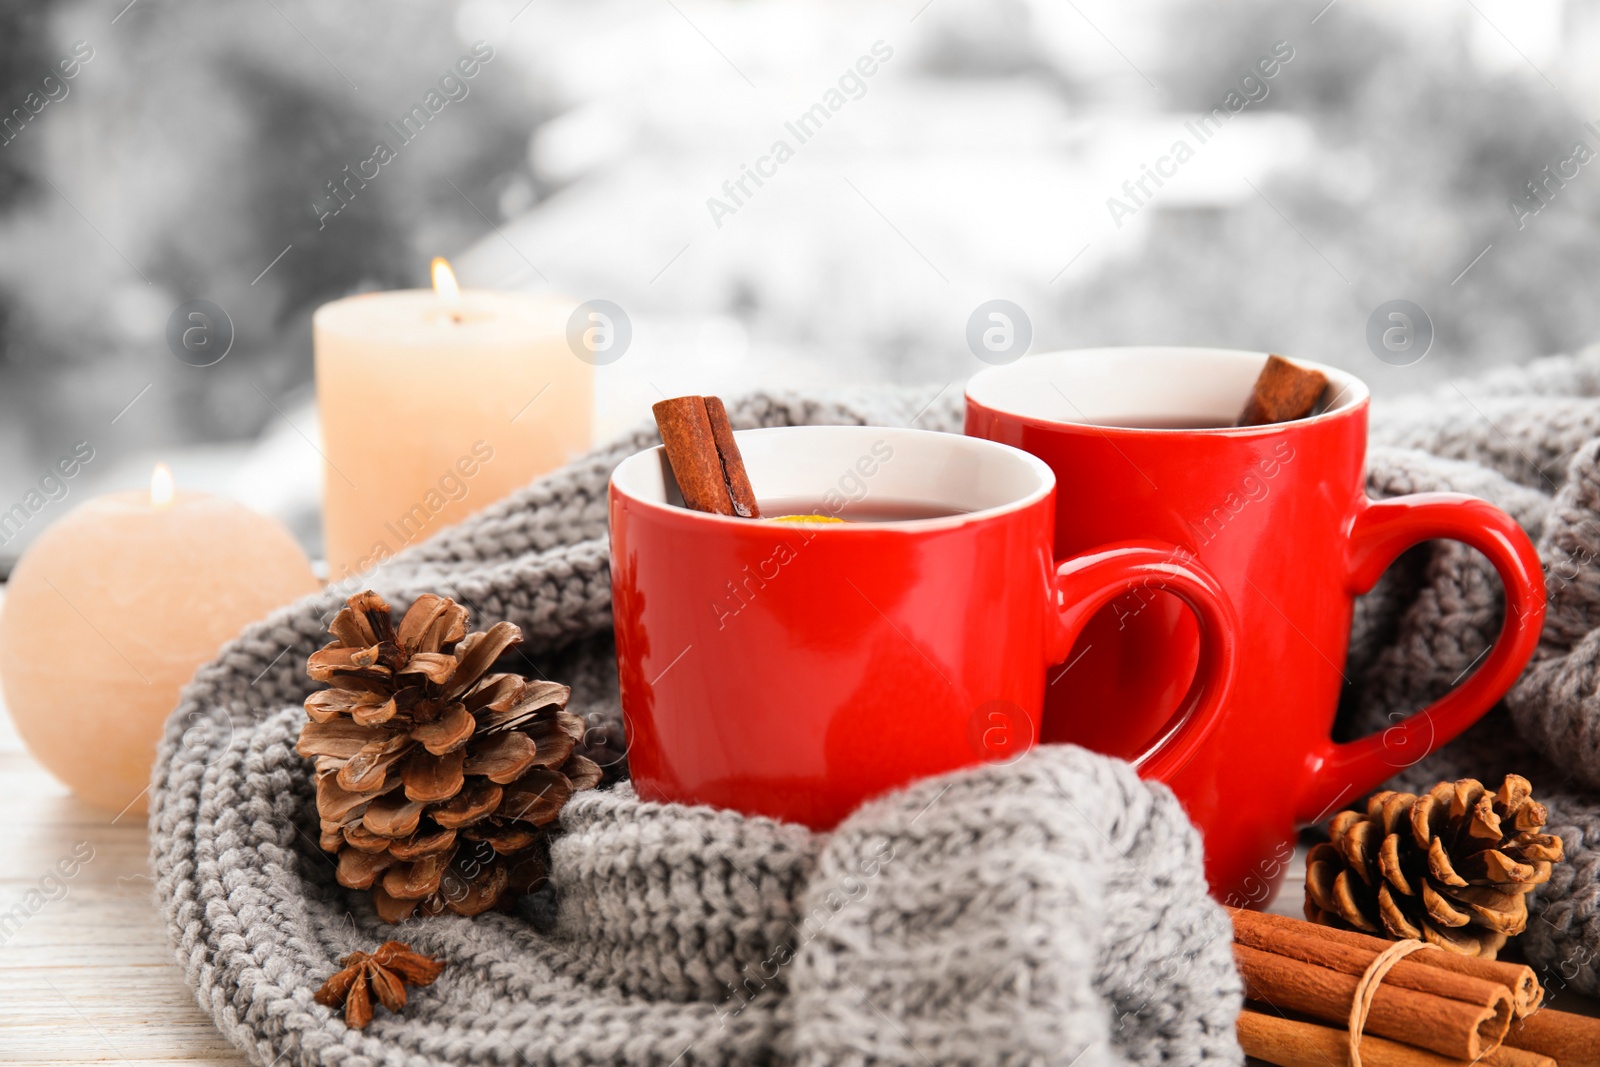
[1049,540,1239,780]
[1295,493,1546,823]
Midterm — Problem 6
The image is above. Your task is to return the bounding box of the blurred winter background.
[1,0,1596,565]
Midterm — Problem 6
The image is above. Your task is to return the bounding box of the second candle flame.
[431,257,461,307]
[150,463,175,509]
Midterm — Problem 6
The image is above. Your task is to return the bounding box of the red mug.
[609,424,1240,829]
[965,347,1547,903]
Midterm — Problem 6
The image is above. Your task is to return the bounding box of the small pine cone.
[296,591,602,923]
[1305,774,1564,959]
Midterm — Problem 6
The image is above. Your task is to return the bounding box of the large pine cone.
[296,591,601,923]
[1305,775,1564,959]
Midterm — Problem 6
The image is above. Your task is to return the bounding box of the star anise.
[313,940,445,1029]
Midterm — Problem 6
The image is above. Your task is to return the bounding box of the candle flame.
[431,257,461,306]
[150,463,175,508]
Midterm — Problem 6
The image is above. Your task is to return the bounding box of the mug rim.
[610,424,1056,533]
[965,346,1369,436]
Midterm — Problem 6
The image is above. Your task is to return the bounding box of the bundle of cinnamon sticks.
[1231,908,1600,1066]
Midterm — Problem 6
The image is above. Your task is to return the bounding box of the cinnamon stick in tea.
[1237,354,1328,426]
[701,397,759,517]
[1504,1006,1600,1066]
[1233,944,1510,1060]
[1237,1009,1554,1067]
[652,396,761,518]
[1232,908,1542,1017]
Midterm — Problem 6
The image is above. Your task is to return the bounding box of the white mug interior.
[611,424,1054,527]
[965,347,1368,429]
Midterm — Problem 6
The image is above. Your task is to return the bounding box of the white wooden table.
[0,693,251,1066]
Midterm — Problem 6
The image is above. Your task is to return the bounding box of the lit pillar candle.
[0,465,320,815]
[314,260,590,579]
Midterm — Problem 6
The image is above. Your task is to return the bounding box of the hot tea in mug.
[966,347,1545,900]
[609,424,1240,829]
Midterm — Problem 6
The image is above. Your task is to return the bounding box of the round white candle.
[0,466,320,815]
[314,262,591,579]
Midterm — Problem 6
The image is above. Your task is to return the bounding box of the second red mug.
[966,347,1546,903]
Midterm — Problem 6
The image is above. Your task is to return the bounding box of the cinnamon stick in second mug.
[1237,353,1328,426]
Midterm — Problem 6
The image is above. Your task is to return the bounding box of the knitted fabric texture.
[1341,345,1600,994]
[150,390,1243,1067]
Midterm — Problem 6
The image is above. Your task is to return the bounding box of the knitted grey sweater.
[150,390,1244,1067]
[154,349,1600,1064]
